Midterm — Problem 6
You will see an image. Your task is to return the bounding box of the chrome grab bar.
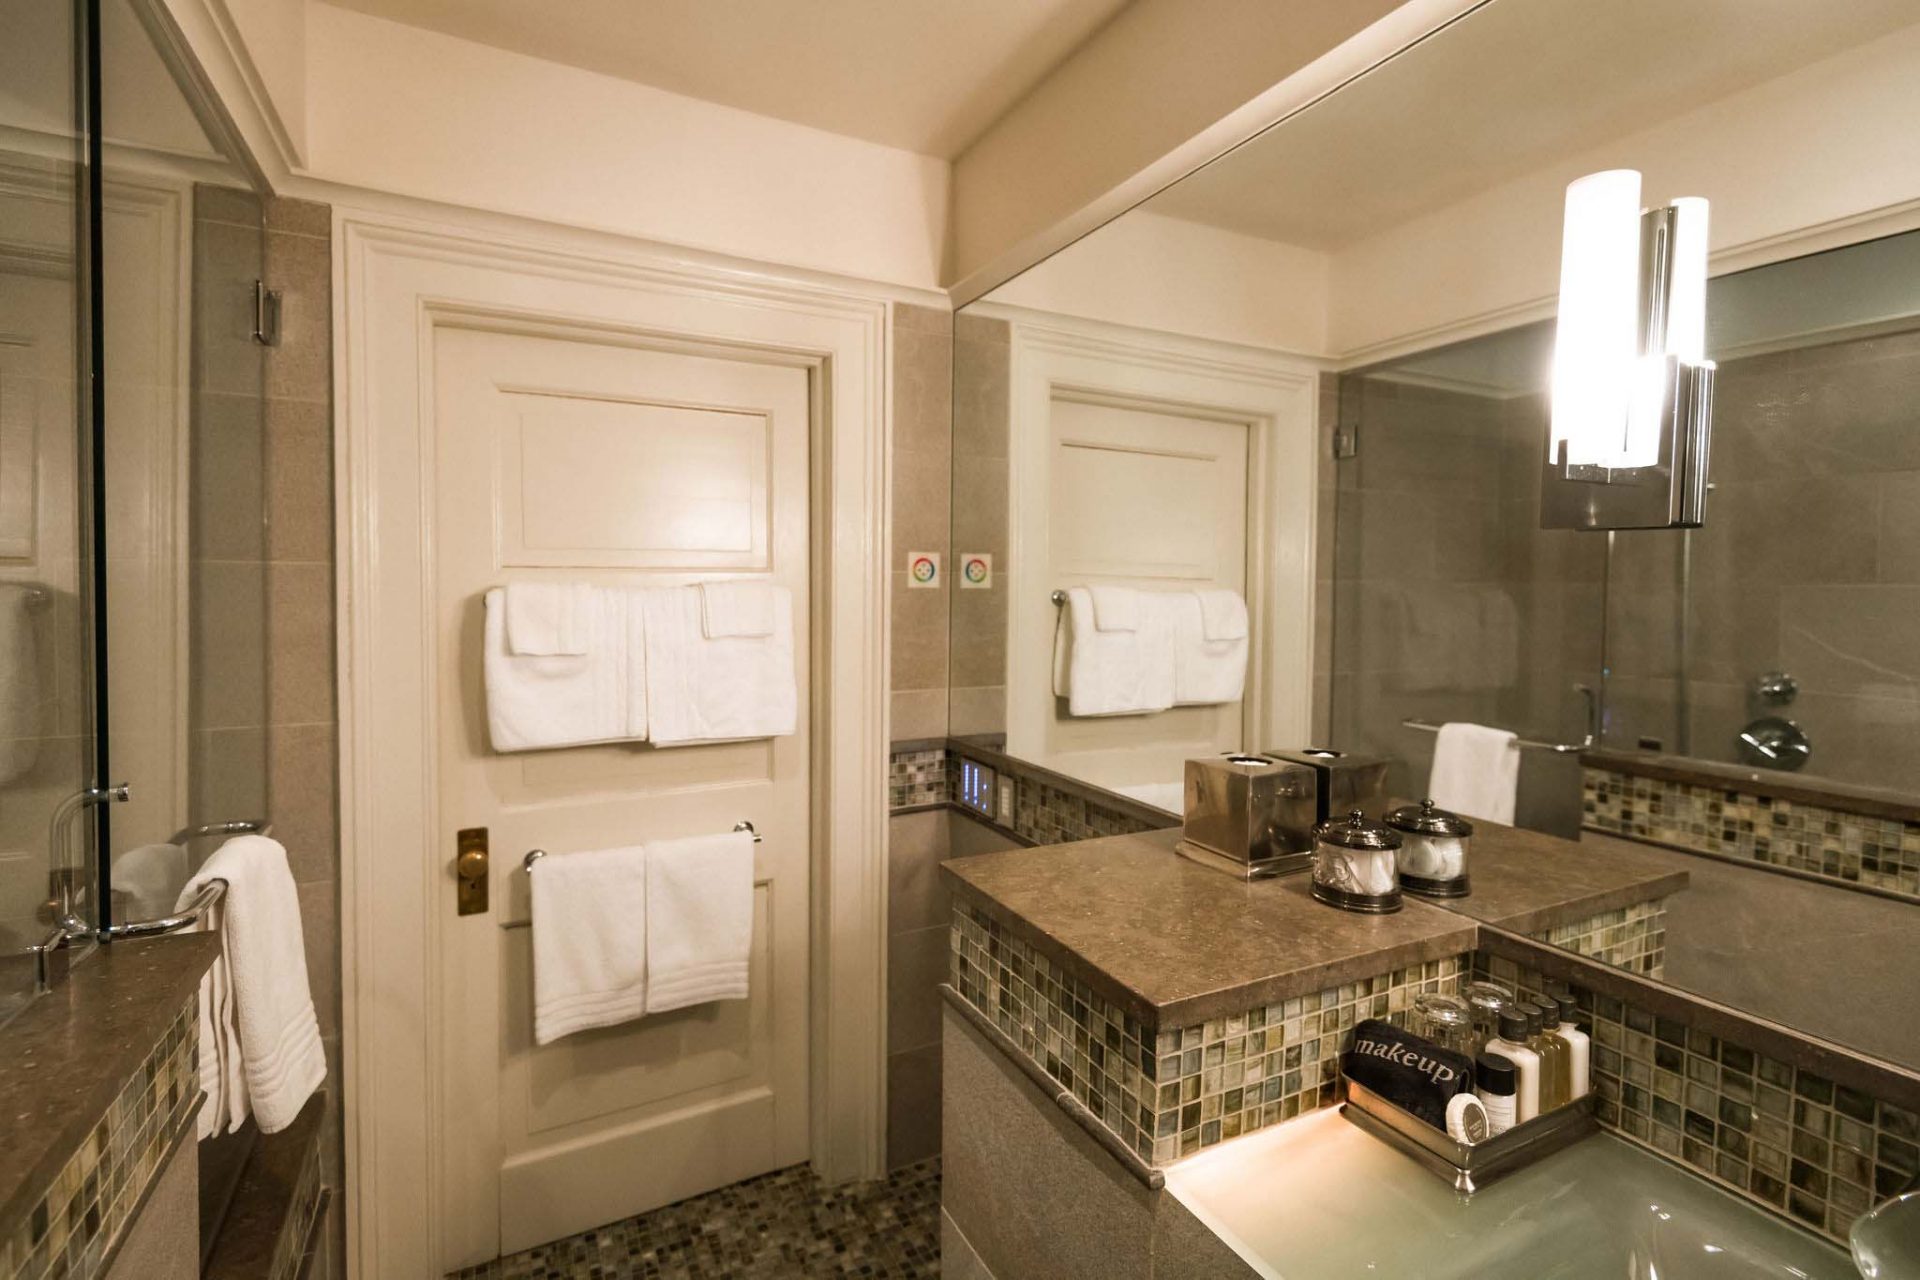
[171,818,272,843]
[1400,719,1594,754]
[100,878,226,941]
[522,820,764,875]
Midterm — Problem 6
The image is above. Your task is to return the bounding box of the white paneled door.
[432,325,812,1263]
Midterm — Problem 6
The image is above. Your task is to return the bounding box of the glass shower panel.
[0,0,102,1018]
[1328,334,1605,837]
[97,0,269,928]
[1599,230,1920,794]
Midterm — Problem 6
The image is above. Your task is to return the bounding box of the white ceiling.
[1148,0,1920,250]
[318,0,1131,158]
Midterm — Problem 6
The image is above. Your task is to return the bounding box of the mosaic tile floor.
[450,1158,941,1279]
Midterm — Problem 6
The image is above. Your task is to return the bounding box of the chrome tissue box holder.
[1176,753,1317,880]
[1341,1079,1597,1195]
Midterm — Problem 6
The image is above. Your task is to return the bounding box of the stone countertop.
[941,827,1479,1029]
[1424,816,1689,934]
[0,934,220,1241]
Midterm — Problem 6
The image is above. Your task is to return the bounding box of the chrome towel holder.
[523,821,762,874]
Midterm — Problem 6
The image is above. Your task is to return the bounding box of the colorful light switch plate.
[959,553,992,589]
[907,551,940,588]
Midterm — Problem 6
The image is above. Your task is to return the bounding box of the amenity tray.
[1340,1079,1597,1195]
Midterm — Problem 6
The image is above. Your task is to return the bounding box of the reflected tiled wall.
[947,313,1010,739]
[1605,327,1920,793]
[1328,370,1599,837]
[890,304,953,741]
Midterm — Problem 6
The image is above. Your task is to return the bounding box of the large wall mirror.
[950,0,1920,1073]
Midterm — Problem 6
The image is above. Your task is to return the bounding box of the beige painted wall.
[946,0,1461,290]
[1327,19,1920,362]
[302,4,949,289]
[990,211,1329,356]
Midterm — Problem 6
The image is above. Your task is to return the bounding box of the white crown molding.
[143,0,300,188]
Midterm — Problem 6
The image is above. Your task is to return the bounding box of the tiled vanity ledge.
[1583,748,1920,901]
[1437,815,1688,977]
[0,935,217,1280]
[942,827,1479,1174]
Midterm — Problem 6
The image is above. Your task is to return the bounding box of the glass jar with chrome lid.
[1310,808,1402,914]
[1385,798,1473,898]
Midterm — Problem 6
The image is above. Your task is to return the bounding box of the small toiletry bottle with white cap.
[1475,1053,1518,1136]
[1484,1011,1541,1121]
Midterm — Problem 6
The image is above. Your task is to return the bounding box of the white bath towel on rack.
[639,585,796,746]
[530,844,652,1045]
[645,830,754,1013]
[483,585,647,752]
[1051,586,1175,716]
[180,835,326,1135]
[1427,721,1520,826]
[1171,589,1249,706]
[0,583,41,785]
[503,581,594,655]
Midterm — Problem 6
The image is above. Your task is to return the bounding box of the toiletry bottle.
[1519,1002,1567,1111]
[1475,1053,1518,1136]
[1484,1011,1541,1121]
[1463,981,1511,1057]
[1545,993,1590,1100]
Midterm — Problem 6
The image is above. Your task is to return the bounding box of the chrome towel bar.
[523,821,763,874]
[1400,719,1595,755]
[101,878,226,940]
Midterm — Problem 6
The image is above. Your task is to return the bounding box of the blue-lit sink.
[1167,1109,1851,1279]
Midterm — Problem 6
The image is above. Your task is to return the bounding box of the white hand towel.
[699,580,776,638]
[503,582,594,655]
[179,836,326,1135]
[645,831,754,1014]
[188,891,245,1140]
[1088,584,1141,632]
[531,845,651,1045]
[1194,589,1249,641]
[1427,722,1520,826]
[0,582,41,785]
[1172,591,1249,706]
[483,586,647,752]
[1052,587,1175,717]
[640,585,796,747]
[117,841,188,921]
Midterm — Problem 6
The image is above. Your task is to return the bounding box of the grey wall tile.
[887,925,948,1054]
[887,1043,942,1171]
[888,809,952,935]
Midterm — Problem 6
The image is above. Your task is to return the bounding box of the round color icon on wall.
[907,552,940,588]
[960,554,992,589]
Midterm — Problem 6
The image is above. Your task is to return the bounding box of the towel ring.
[523,822,761,874]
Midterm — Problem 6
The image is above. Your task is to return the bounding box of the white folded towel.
[180,836,326,1135]
[188,890,246,1140]
[699,580,776,638]
[1088,584,1141,632]
[483,586,647,752]
[1172,590,1249,706]
[504,582,594,656]
[645,831,754,1014]
[1051,586,1175,717]
[640,585,796,747]
[531,845,651,1045]
[0,582,41,785]
[116,841,188,921]
[1193,589,1249,641]
[1427,722,1520,826]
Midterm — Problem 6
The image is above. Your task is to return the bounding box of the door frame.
[983,303,1320,761]
[334,211,891,1278]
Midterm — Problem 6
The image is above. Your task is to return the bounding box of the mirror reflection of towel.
[0,584,40,785]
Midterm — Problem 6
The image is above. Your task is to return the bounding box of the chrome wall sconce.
[1541,170,1714,531]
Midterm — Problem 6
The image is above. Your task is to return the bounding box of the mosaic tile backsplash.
[889,741,1172,847]
[951,901,1465,1167]
[1478,952,1916,1246]
[1528,898,1667,978]
[1584,765,1920,899]
[1,993,199,1280]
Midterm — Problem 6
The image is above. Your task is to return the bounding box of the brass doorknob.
[457,847,487,881]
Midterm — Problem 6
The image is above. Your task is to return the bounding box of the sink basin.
[1851,1191,1920,1279]
[1167,1109,1851,1279]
